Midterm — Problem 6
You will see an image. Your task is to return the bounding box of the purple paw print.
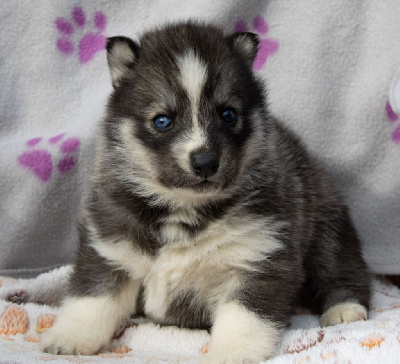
[18,133,80,182]
[55,6,107,64]
[234,16,279,71]
[385,101,400,144]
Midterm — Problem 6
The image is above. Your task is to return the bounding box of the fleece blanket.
[1,0,400,278]
[1,266,400,363]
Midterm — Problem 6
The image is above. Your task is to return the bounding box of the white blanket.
[0,266,400,363]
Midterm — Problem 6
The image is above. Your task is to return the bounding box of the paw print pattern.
[55,6,107,64]
[361,335,385,349]
[36,313,56,333]
[385,101,400,144]
[6,290,29,305]
[0,306,29,335]
[234,16,279,71]
[18,133,80,182]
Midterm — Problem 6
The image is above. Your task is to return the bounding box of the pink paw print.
[385,101,400,144]
[234,16,279,71]
[55,6,107,64]
[18,134,80,182]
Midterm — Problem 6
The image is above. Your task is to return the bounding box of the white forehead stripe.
[173,50,209,173]
[176,50,208,160]
[177,49,208,111]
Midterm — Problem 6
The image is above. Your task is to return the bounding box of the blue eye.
[153,115,171,130]
[221,108,237,124]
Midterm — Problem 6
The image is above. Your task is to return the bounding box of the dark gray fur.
[68,20,370,344]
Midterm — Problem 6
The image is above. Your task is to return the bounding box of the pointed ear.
[226,32,259,68]
[106,36,140,88]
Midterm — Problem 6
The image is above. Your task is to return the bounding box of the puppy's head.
[105,22,267,202]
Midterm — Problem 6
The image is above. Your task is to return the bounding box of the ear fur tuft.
[106,36,140,88]
[226,32,259,68]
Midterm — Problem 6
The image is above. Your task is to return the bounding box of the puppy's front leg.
[203,252,301,364]
[203,301,282,364]
[41,277,139,355]
[41,235,141,356]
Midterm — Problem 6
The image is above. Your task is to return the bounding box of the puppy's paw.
[40,296,122,355]
[202,301,280,364]
[41,323,104,355]
[320,302,367,327]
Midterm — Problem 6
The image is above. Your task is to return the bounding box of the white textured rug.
[0,266,399,363]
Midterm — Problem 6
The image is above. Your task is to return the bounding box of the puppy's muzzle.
[191,153,219,179]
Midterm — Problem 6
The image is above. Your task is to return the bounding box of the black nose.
[191,153,219,179]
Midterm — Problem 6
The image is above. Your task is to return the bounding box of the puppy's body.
[42,22,370,363]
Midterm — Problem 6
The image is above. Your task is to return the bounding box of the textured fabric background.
[1,267,400,363]
[0,0,399,277]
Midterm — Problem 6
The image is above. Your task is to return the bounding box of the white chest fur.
[91,215,283,321]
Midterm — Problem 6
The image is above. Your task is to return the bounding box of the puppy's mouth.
[158,174,220,194]
[191,179,216,193]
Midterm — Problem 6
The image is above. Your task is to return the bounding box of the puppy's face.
[106,23,266,199]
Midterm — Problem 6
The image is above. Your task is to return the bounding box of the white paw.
[320,302,367,327]
[40,296,124,355]
[202,301,280,364]
[41,321,107,355]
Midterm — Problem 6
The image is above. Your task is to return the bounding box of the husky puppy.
[41,21,370,363]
